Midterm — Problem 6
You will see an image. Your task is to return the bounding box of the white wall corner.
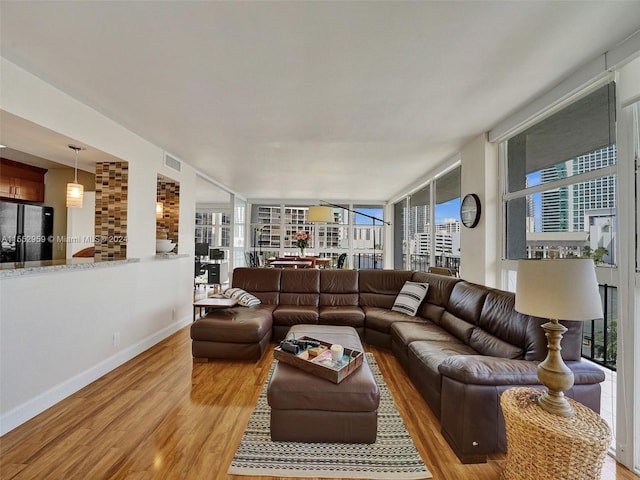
[483,137,499,287]
[460,133,493,285]
[0,315,192,436]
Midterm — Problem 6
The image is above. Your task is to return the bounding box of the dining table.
[269,260,314,268]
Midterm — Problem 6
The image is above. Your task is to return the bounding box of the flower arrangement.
[294,230,310,255]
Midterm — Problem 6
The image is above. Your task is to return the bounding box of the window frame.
[393,162,461,272]
[501,80,618,266]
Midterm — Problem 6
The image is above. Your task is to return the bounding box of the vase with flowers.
[294,230,310,257]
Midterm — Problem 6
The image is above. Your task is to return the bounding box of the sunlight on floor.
[595,362,617,450]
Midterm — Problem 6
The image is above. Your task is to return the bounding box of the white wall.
[0,259,193,431]
[459,133,499,286]
[0,58,196,434]
[619,55,640,107]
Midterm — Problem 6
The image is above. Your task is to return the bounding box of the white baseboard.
[0,316,192,436]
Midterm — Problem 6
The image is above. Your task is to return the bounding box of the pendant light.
[66,145,85,208]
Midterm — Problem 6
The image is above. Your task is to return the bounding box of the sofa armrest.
[563,360,606,384]
[439,355,606,386]
[439,355,539,386]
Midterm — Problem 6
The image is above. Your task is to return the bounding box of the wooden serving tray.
[273,336,363,384]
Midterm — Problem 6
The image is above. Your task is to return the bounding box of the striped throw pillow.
[223,287,261,307]
[391,281,429,316]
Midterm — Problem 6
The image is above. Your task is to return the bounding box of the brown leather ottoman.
[190,305,273,361]
[267,325,380,443]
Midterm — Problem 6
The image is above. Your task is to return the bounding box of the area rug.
[228,353,432,479]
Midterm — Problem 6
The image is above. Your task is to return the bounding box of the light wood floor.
[1,326,638,480]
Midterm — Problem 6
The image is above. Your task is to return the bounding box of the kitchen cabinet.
[0,158,47,202]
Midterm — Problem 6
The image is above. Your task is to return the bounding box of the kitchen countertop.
[0,257,140,278]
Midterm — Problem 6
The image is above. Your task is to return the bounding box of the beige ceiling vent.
[164,152,182,173]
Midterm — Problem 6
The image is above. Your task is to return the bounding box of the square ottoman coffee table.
[267,325,380,443]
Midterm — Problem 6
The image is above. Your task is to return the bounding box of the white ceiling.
[1,1,639,203]
[0,110,123,172]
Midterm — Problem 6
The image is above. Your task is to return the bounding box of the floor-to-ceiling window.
[625,97,640,474]
[393,198,407,269]
[499,80,621,449]
[352,206,385,269]
[393,164,461,273]
[251,204,327,264]
[233,195,246,269]
[407,183,431,271]
[194,177,232,250]
[434,167,461,271]
[250,203,385,268]
[195,210,231,252]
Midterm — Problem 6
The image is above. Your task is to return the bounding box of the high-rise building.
[409,204,429,235]
[540,165,570,232]
[415,220,461,256]
[540,145,616,232]
[253,205,347,250]
[537,145,617,263]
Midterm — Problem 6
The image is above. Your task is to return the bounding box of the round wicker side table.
[500,387,612,480]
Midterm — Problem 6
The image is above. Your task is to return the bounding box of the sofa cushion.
[190,305,274,343]
[417,303,446,323]
[439,311,476,344]
[358,270,414,308]
[391,281,429,316]
[391,321,456,346]
[279,269,320,306]
[476,290,527,353]
[469,329,523,359]
[411,271,461,321]
[223,287,261,306]
[447,281,489,325]
[273,305,319,325]
[363,306,422,335]
[232,267,281,304]
[524,317,584,362]
[320,269,360,305]
[319,306,365,327]
[320,292,360,307]
[409,340,478,376]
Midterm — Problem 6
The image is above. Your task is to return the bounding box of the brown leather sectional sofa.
[190,267,605,463]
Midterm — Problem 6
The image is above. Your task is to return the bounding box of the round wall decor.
[460,193,481,228]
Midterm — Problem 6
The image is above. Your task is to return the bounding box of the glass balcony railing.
[582,284,617,371]
[405,254,460,273]
[352,253,383,269]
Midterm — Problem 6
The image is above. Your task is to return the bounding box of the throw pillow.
[391,281,429,316]
[223,287,261,307]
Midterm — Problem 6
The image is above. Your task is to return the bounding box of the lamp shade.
[515,259,603,321]
[156,202,164,220]
[66,182,84,208]
[308,205,334,223]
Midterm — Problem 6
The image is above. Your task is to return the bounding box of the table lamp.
[515,258,603,416]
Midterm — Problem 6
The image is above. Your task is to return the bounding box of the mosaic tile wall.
[157,178,180,252]
[95,162,128,261]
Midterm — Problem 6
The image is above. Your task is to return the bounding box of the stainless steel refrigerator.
[0,202,54,262]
